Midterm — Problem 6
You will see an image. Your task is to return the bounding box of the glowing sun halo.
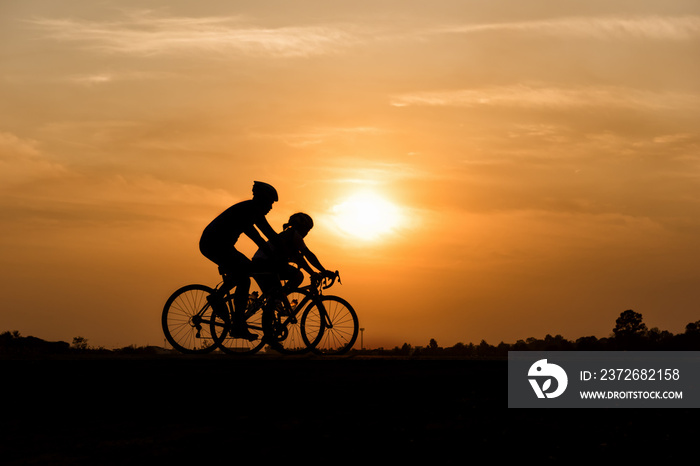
[331,192,403,241]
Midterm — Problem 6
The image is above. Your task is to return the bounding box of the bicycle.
[162,268,359,355]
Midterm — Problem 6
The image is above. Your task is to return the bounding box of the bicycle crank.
[272,322,288,342]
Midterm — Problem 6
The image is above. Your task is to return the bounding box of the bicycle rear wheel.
[304,296,358,355]
[162,284,218,354]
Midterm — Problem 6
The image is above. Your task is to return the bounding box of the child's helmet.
[287,212,314,231]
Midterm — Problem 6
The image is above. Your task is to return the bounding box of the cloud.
[65,71,176,86]
[2,171,236,231]
[0,132,67,185]
[250,126,388,148]
[390,85,700,111]
[26,10,359,58]
[0,128,234,229]
[432,15,700,41]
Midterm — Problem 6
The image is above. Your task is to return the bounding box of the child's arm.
[292,233,330,275]
[302,248,328,274]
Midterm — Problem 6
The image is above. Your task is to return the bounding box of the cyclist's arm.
[303,249,328,274]
[294,256,315,275]
[296,236,329,275]
[290,232,332,277]
[243,225,269,250]
[246,217,278,252]
[255,217,278,242]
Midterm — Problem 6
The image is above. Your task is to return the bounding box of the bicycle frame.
[292,272,341,328]
[216,269,341,331]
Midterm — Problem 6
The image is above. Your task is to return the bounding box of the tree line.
[0,331,161,356]
[356,310,700,357]
[2,309,699,357]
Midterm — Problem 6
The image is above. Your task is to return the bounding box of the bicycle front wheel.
[304,296,359,355]
[162,284,218,354]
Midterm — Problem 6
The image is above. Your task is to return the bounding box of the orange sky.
[2,0,700,349]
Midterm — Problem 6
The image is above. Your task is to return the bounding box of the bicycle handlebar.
[311,270,341,290]
[323,270,341,289]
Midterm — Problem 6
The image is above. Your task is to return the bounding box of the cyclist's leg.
[251,258,276,295]
[222,250,258,339]
[233,274,251,322]
[200,242,234,295]
[251,258,286,308]
[279,264,304,295]
[255,260,301,296]
[200,243,256,337]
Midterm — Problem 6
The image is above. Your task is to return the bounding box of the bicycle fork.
[316,301,333,330]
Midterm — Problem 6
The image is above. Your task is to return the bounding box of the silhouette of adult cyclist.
[199,181,279,340]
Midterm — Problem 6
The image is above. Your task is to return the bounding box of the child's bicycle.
[162,269,359,355]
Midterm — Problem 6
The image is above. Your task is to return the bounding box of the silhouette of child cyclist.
[199,181,279,340]
[252,212,335,301]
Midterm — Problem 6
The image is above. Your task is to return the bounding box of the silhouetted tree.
[511,339,527,351]
[393,342,412,355]
[613,310,647,338]
[72,336,89,351]
[496,341,510,356]
[446,342,471,356]
[677,320,700,349]
[575,336,601,350]
[476,339,493,357]
[612,310,648,349]
[428,338,438,350]
[646,327,673,348]
[685,320,700,334]
[0,331,21,352]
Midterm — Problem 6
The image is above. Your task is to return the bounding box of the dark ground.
[1,355,693,464]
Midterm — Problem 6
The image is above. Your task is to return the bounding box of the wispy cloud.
[26,10,359,58]
[65,71,176,86]
[0,132,67,185]
[250,126,388,148]
[432,15,700,41]
[391,85,700,111]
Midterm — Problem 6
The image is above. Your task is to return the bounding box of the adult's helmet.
[287,212,314,231]
[252,181,278,202]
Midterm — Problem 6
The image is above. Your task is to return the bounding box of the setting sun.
[330,191,403,241]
